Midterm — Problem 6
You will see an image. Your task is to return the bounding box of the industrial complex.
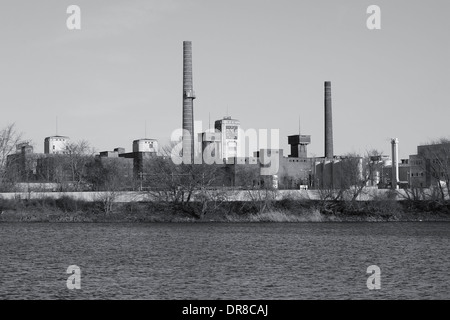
[5,41,450,193]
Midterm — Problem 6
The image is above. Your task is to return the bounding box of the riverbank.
[1,197,449,222]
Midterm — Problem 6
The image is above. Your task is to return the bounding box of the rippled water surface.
[0,222,449,299]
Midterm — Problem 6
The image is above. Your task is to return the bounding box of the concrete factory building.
[215,116,241,161]
[132,139,158,153]
[408,141,450,189]
[6,135,77,188]
[288,134,311,159]
[98,138,159,178]
[198,131,221,160]
[44,136,70,154]
[9,41,449,193]
[5,141,41,183]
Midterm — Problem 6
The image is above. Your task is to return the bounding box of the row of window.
[433,172,449,178]
[431,159,450,165]
[288,159,308,163]
[411,171,449,178]
[411,172,424,177]
[412,159,450,165]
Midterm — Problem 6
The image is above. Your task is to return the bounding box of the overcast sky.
[0,0,449,159]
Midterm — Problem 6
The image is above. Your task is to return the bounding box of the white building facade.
[44,136,70,154]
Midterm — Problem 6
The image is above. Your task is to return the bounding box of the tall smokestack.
[182,41,195,163]
[324,81,333,159]
[391,138,399,189]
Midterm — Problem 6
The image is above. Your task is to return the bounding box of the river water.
[0,222,448,299]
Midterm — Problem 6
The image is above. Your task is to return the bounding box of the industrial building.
[44,136,70,154]
[198,131,221,161]
[182,43,346,190]
[215,116,241,161]
[198,116,241,163]
[378,158,410,189]
[96,138,159,187]
[5,142,42,183]
[288,134,310,159]
[408,141,450,189]
[133,139,158,153]
[6,136,81,188]
[6,134,158,191]
[6,41,448,194]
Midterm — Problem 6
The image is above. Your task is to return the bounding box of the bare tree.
[39,139,96,191]
[143,142,225,218]
[86,157,134,191]
[85,157,135,214]
[235,167,278,214]
[64,140,96,191]
[0,124,22,190]
[399,186,426,201]
[340,150,386,202]
[314,150,383,205]
[244,185,278,214]
[418,138,450,201]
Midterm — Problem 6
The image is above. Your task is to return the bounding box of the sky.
[0,0,449,159]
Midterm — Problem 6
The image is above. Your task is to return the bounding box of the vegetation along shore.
[1,194,449,223]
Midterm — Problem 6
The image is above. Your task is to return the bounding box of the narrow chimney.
[391,138,399,189]
[324,81,333,159]
[182,41,195,163]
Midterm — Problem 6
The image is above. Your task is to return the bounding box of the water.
[0,221,449,299]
